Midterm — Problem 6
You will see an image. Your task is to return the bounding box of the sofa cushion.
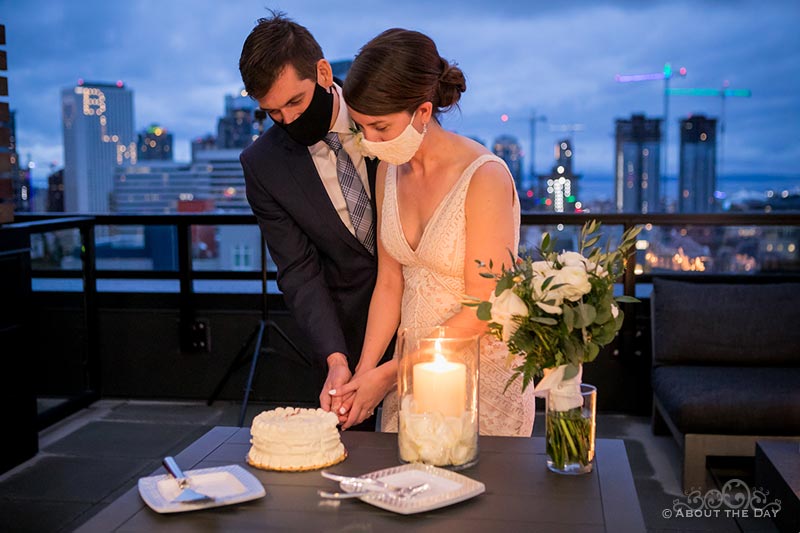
[652,366,800,435]
[651,279,800,366]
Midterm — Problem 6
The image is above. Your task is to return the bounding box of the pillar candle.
[412,352,466,417]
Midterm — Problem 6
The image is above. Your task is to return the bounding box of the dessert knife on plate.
[162,456,214,503]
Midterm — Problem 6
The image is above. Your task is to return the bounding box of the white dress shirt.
[308,83,371,236]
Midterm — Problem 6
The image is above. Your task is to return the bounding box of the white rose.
[558,251,608,277]
[611,303,619,318]
[553,266,592,302]
[530,260,555,277]
[490,289,529,342]
[558,251,587,268]
[531,275,564,315]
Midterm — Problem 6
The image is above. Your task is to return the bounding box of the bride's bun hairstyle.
[344,28,466,119]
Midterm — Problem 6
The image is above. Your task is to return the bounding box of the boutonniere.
[348,125,373,158]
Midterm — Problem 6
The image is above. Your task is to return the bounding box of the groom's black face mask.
[272,79,333,146]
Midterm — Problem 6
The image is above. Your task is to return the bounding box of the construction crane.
[549,123,585,138]
[615,63,688,178]
[665,82,752,175]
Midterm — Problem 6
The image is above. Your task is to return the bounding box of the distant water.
[575,173,800,203]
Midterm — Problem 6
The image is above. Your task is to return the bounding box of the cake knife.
[162,456,214,503]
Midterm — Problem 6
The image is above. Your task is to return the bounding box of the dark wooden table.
[76,427,645,532]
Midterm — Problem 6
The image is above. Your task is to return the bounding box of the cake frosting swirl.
[247,407,346,471]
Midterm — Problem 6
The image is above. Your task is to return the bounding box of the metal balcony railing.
[3,211,799,429]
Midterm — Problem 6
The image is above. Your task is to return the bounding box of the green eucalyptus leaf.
[594,304,612,324]
[563,335,578,362]
[585,342,600,362]
[584,235,601,249]
[496,276,513,294]
[591,320,618,345]
[563,363,580,380]
[476,301,493,321]
[575,303,596,328]
[614,309,625,329]
[563,305,575,330]
[508,249,517,269]
[531,316,559,325]
[615,295,640,303]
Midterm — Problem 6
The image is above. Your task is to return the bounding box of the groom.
[238,12,390,427]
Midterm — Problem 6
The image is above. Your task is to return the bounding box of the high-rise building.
[61,80,135,212]
[47,168,64,212]
[678,114,717,213]
[0,25,16,222]
[614,114,661,213]
[492,134,523,192]
[0,109,32,212]
[217,92,257,150]
[191,134,217,160]
[109,149,258,272]
[138,124,173,161]
[537,139,582,213]
[110,149,249,214]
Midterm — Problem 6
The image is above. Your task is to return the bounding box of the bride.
[329,29,535,436]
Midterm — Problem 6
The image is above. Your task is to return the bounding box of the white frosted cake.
[247,407,346,471]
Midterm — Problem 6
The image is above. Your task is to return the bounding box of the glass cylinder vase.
[397,326,480,469]
[546,383,596,474]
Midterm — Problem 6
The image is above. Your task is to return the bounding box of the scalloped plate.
[138,464,265,513]
[339,463,485,514]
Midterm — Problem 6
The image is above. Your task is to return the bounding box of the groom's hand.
[331,365,392,430]
[320,352,352,414]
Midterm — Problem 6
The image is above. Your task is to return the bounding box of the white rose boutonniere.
[349,125,371,157]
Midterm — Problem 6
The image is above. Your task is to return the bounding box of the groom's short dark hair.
[239,10,323,100]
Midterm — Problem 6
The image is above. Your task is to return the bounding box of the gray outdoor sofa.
[650,278,800,491]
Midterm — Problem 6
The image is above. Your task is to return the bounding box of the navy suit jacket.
[241,124,387,372]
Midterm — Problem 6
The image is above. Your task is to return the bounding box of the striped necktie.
[323,132,375,255]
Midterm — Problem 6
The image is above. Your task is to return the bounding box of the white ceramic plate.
[138,464,266,513]
[340,463,485,515]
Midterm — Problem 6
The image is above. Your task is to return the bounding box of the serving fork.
[318,470,430,499]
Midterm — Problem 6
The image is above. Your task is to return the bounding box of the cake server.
[321,471,394,490]
[318,482,430,500]
[162,456,214,503]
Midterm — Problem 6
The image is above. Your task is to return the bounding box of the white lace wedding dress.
[380,154,536,436]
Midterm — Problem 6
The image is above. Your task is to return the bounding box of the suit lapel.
[281,135,371,258]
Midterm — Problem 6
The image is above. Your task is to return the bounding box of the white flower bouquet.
[470,220,641,470]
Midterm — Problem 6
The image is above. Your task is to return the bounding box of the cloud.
[3,0,799,180]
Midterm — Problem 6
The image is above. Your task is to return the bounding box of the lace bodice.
[379,154,535,436]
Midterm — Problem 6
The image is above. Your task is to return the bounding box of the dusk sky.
[3,0,799,196]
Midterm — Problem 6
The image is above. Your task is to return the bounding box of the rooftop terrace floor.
[0,400,778,532]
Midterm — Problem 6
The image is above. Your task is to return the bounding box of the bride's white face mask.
[359,112,427,165]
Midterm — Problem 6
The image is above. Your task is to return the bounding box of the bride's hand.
[329,366,393,430]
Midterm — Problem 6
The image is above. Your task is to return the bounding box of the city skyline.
[3,0,799,198]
